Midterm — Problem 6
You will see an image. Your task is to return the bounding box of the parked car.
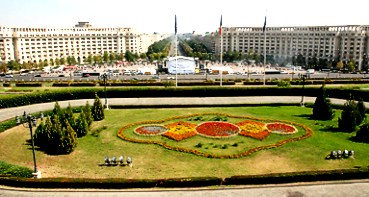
[5,74,13,78]
[34,74,42,77]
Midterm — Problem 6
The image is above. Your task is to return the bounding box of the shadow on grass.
[294,114,313,119]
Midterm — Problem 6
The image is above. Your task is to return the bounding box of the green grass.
[0,106,368,179]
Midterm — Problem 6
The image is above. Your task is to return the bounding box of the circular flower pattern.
[266,123,298,134]
[196,121,240,138]
[163,121,197,141]
[236,120,270,140]
[134,125,167,136]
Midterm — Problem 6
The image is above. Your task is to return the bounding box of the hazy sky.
[1,0,367,34]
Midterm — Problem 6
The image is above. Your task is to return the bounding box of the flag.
[262,16,267,33]
[219,15,223,35]
[175,15,177,35]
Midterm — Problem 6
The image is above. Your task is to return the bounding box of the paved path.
[2,180,369,196]
[0,96,360,122]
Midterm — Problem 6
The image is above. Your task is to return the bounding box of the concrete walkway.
[0,96,363,122]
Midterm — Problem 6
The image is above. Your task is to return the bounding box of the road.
[1,73,368,82]
[2,180,369,196]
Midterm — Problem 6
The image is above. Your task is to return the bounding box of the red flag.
[219,15,222,35]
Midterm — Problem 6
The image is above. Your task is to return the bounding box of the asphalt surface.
[0,96,355,122]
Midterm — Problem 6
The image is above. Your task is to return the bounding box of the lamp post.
[300,74,306,107]
[99,73,109,109]
[15,111,44,178]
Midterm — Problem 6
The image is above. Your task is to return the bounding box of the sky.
[1,0,367,34]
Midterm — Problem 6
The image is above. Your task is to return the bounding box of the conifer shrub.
[338,99,361,132]
[75,111,89,137]
[312,85,334,120]
[84,101,93,126]
[92,94,105,121]
[356,122,369,143]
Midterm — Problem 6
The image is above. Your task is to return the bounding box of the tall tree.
[92,94,105,121]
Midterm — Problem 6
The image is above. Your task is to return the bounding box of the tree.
[103,51,109,63]
[55,58,60,66]
[338,99,361,132]
[125,51,135,62]
[336,61,344,70]
[312,85,334,120]
[84,101,93,126]
[75,110,89,137]
[355,122,369,143]
[109,53,116,64]
[60,120,78,154]
[346,59,356,72]
[92,94,104,121]
[34,121,46,148]
[0,62,8,73]
[49,114,63,154]
[64,103,76,130]
[357,98,366,124]
[60,57,65,65]
[86,55,93,65]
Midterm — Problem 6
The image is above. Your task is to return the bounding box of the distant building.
[215,25,369,70]
[0,22,166,64]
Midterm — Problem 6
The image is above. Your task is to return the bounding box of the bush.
[0,161,33,178]
[312,85,334,120]
[355,122,369,143]
[338,99,361,132]
[75,111,89,137]
[277,80,291,88]
[92,94,105,121]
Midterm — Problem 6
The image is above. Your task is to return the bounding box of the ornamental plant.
[75,110,89,137]
[338,99,361,132]
[92,94,105,121]
[84,101,93,126]
[312,85,334,120]
[355,121,369,143]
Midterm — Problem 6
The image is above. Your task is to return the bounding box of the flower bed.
[196,121,240,138]
[266,123,298,134]
[134,125,167,136]
[163,121,197,141]
[118,112,312,159]
[236,120,270,140]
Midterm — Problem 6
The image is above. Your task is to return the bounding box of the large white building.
[215,25,369,70]
[0,22,165,64]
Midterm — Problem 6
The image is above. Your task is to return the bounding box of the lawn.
[0,106,368,179]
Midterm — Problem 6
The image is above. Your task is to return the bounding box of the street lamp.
[300,74,306,107]
[15,111,44,178]
[99,73,109,109]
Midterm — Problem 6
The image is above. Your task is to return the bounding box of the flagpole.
[220,15,223,87]
[175,15,178,87]
[175,34,178,87]
[263,15,267,86]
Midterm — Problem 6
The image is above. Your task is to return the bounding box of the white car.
[5,74,13,78]
[167,76,175,79]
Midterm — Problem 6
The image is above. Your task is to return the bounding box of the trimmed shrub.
[355,122,369,143]
[312,85,334,120]
[75,111,89,137]
[60,120,78,154]
[338,99,361,132]
[92,94,104,121]
[84,101,93,126]
[357,98,366,123]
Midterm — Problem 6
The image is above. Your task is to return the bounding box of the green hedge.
[15,82,43,87]
[224,169,369,185]
[0,161,33,178]
[0,169,368,189]
[0,87,368,109]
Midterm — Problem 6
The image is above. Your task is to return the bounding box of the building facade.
[215,25,369,70]
[0,22,165,64]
